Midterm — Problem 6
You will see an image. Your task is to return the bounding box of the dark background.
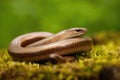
[0,0,120,48]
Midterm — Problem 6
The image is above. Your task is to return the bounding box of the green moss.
[0,32,120,80]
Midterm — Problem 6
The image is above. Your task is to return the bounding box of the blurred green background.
[0,0,120,48]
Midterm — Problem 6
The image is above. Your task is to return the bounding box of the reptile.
[8,28,93,62]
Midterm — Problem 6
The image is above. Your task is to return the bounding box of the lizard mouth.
[69,35,85,39]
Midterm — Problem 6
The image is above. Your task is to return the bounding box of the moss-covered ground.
[0,32,120,80]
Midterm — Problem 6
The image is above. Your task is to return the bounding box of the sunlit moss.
[0,32,120,80]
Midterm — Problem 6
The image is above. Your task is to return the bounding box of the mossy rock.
[0,32,120,80]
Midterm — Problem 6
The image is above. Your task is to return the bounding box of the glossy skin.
[8,28,93,62]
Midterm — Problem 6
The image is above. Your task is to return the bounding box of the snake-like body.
[8,28,93,62]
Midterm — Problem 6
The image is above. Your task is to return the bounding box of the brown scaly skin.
[8,28,93,62]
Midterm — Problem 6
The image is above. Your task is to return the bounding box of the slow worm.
[8,28,93,62]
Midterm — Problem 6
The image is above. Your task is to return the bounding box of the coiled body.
[8,28,93,62]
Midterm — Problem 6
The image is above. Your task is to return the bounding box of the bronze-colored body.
[8,28,93,62]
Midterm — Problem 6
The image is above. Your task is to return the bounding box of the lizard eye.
[75,29,83,32]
